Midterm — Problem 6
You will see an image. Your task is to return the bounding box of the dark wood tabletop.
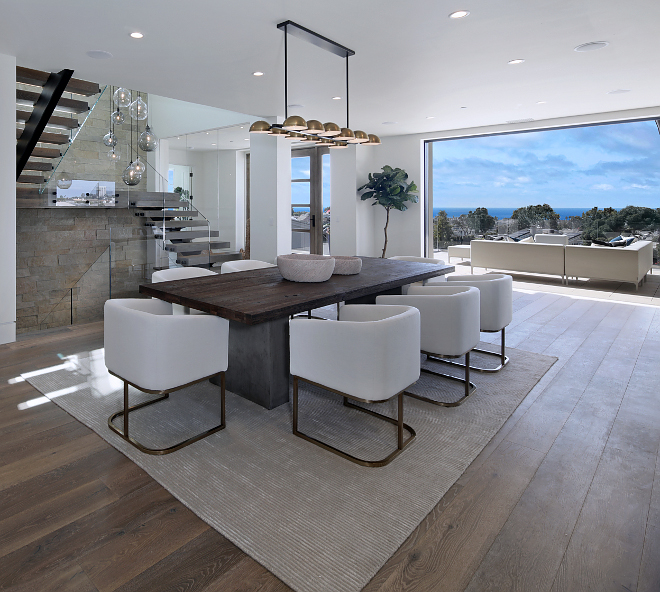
[139,257,454,325]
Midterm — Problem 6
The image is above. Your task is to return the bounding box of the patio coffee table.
[447,244,471,263]
[140,256,453,409]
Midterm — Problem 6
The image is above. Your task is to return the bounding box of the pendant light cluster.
[249,21,380,148]
[103,86,160,185]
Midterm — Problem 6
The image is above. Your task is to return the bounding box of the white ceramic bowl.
[332,256,362,275]
[277,254,336,282]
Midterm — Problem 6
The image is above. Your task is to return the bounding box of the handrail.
[39,85,108,194]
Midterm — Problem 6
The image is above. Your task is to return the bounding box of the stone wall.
[16,208,151,334]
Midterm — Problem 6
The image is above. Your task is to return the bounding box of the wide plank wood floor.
[1,287,659,591]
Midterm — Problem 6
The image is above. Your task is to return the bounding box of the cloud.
[630,184,651,189]
[593,184,614,190]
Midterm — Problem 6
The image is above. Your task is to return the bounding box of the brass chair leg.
[429,327,510,373]
[292,376,416,467]
[108,371,226,455]
[406,351,477,407]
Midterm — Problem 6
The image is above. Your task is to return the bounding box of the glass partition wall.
[424,119,660,262]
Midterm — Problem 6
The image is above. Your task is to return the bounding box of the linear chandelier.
[249,21,380,147]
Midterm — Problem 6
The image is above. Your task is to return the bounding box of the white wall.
[148,95,253,139]
[361,103,660,258]
[250,134,291,263]
[0,53,16,344]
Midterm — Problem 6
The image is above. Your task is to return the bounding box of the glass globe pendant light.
[122,162,142,185]
[113,87,132,107]
[129,94,148,120]
[112,108,125,125]
[103,131,117,147]
[138,124,158,151]
[107,147,121,161]
[133,155,146,174]
[56,172,72,189]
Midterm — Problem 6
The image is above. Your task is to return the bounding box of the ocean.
[433,207,604,220]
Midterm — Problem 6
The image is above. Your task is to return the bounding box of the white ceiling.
[2,0,659,137]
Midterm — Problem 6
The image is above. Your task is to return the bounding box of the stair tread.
[16,66,100,96]
[18,174,45,184]
[177,253,241,266]
[17,109,80,129]
[165,242,231,252]
[30,147,62,158]
[154,230,220,240]
[147,220,209,228]
[139,210,200,219]
[17,127,69,145]
[24,161,54,171]
[16,89,90,114]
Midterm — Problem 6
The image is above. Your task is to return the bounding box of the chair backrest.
[446,274,512,331]
[389,255,444,265]
[152,267,217,283]
[377,285,480,357]
[104,298,229,391]
[221,260,276,274]
[290,304,420,402]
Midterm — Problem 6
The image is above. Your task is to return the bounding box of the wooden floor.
[1,286,659,591]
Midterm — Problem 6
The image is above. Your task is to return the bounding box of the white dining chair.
[290,304,420,467]
[151,267,217,315]
[104,298,229,454]
[445,274,513,372]
[220,259,276,273]
[388,255,447,292]
[377,285,480,406]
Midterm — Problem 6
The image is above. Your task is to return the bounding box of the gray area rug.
[25,345,555,592]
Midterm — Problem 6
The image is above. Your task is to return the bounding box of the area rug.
[24,345,555,592]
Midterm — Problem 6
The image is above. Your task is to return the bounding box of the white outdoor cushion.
[446,274,513,332]
[519,236,534,243]
[534,234,568,245]
[221,260,276,273]
[377,285,481,357]
[290,304,420,402]
[104,298,229,392]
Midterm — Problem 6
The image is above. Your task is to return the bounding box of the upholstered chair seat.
[104,298,229,454]
[289,304,420,467]
[388,255,447,291]
[377,285,481,406]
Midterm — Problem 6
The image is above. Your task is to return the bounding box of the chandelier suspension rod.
[346,55,349,129]
[284,23,288,120]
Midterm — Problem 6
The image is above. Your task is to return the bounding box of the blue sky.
[432,120,660,209]
[291,153,331,209]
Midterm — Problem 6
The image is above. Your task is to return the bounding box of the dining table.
[140,256,454,409]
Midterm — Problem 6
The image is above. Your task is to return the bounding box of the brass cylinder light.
[267,126,288,136]
[335,128,355,141]
[282,115,308,131]
[364,134,381,145]
[315,137,334,145]
[329,141,348,149]
[286,131,305,141]
[319,122,341,137]
[349,130,369,143]
[249,120,271,134]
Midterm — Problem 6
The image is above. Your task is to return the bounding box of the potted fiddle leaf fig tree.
[358,165,419,257]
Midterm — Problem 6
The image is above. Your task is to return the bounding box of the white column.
[0,53,16,344]
[330,145,358,256]
[249,133,291,263]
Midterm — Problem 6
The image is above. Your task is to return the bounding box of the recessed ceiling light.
[508,59,525,65]
[206,132,209,134]
[244,138,249,141]
[86,50,113,59]
[240,126,244,129]
[211,143,216,146]
[574,41,609,52]
[253,71,264,76]
[130,32,144,39]
[607,89,631,94]
[460,106,467,109]
[426,116,435,119]
[449,10,470,19]
[288,104,304,109]
[332,96,341,100]
[382,121,397,125]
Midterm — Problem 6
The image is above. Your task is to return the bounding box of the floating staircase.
[15,66,99,202]
[129,191,236,268]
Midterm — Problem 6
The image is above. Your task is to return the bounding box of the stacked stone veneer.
[16,208,151,334]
